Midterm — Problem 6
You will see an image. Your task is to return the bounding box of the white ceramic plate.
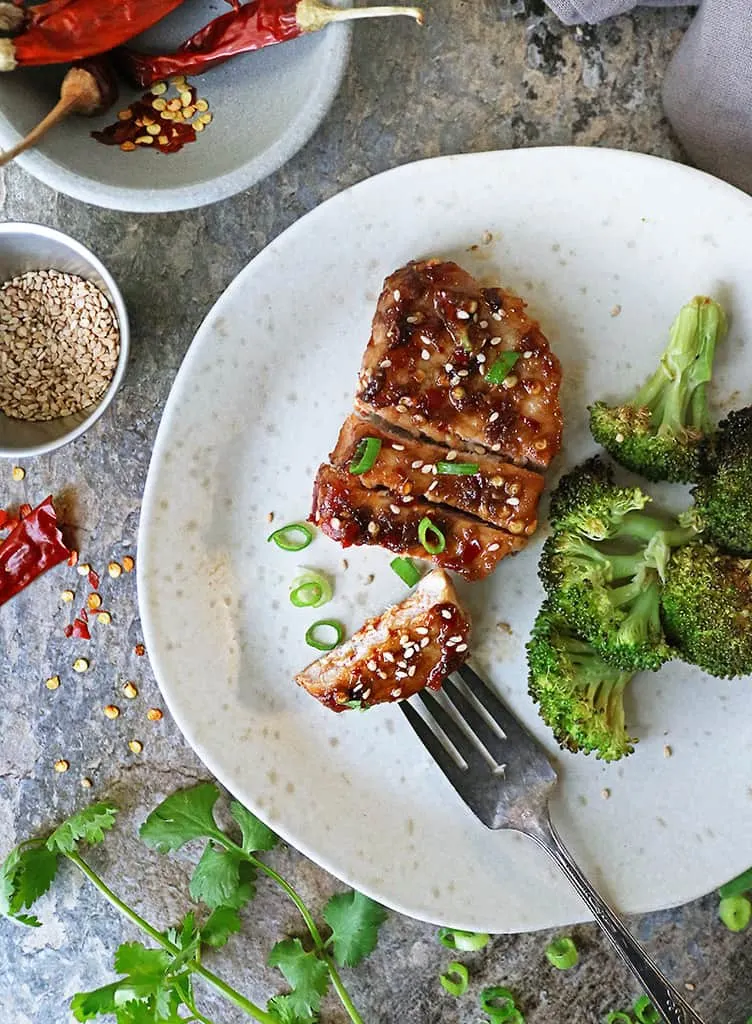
[0,1,349,213]
[139,148,752,932]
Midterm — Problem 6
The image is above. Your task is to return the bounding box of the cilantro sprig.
[0,785,387,1024]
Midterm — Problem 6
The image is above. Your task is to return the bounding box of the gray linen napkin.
[542,0,752,195]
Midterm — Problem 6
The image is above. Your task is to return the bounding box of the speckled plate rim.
[138,147,752,932]
[0,29,350,214]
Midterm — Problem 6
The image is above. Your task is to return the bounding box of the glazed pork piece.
[331,413,544,535]
[295,569,470,711]
[310,463,526,581]
[355,259,563,469]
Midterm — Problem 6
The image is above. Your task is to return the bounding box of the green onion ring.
[486,350,520,386]
[439,961,469,998]
[544,935,578,970]
[418,516,446,555]
[719,895,751,932]
[479,986,519,1020]
[390,557,422,587]
[438,927,490,951]
[436,461,480,475]
[719,865,752,899]
[289,569,333,609]
[349,437,382,475]
[633,996,660,1023]
[267,522,314,552]
[305,619,344,652]
[605,1013,633,1023]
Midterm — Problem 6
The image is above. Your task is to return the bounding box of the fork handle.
[534,817,705,1024]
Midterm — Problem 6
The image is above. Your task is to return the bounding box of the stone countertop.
[1,2,750,1022]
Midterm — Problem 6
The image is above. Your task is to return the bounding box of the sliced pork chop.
[295,568,470,711]
[310,463,525,581]
[355,259,563,468]
[330,413,544,535]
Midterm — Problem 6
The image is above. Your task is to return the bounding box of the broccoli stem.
[633,297,726,436]
[614,577,662,648]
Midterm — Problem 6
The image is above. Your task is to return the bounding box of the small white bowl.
[0,222,129,459]
[0,1,350,213]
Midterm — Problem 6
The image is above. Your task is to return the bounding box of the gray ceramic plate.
[0,2,350,212]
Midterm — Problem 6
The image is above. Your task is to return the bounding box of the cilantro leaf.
[267,993,318,1024]
[114,942,172,981]
[71,982,121,1021]
[189,843,255,911]
[139,783,221,854]
[201,906,243,948]
[46,803,118,855]
[230,801,278,854]
[165,910,198,951]
[268,938,329,1018]
[115,1004,158,1024]
[0,843,59,927]
[323,890,388,967]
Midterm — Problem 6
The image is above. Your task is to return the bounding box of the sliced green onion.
[633,996,660,1023]
[305,620,344,652]
[486,350,520,385]
[390,557,422,587]
[479,986,521,1021]
[719,895,751,932]
[436,461,480,475]
[605,1014,633,1024]
[438,927,490,951]
[349,436,382,475]
[268,522,314,552]
[719,865,752,899]
[345,699,367,711]
[418,516,446,555]
[544,936,578,970]
[439,961,469,998]
[289,569,333,609]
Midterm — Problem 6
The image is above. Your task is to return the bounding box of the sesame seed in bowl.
[0,223,129,459]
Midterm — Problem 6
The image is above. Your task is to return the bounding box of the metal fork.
[401,662,705,1024]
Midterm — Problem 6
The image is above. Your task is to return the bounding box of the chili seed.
[180,91,193,107]
[601,788,611,800]
[199,113,213,125]
[97,611,112,625]
[103,705,120,720]
[151,82,168,96]
[120,141,137,152]
[183,105,196,118]
[158,135,169,146]
[194,122,205,133]
[152,98,167,111]
[45,675,60,690]
[77,563,90,576]
[134,644,145,657]
[146,124,161,136]
[128,740,143,754]
[117,109,133,120]
[108,561,122,578]
[54,759,70,773]
[72,658,89,673]
[135,136,154,146]
[61,590,74,603]
[167,98,181,111]
[87,593,102,611]
[11,466,25,481]
[146,707,163,722]
[196,99,209,112]
[80,777,93,789]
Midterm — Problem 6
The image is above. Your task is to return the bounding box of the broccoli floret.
[547,456,651,539]
[527,603,636,762]
[589,296,727,482]
[661,542,752,678]
[539,459,696,671]
[692,406,752,556]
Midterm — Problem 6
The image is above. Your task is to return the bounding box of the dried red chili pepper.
[119,0,423,88]
[0,0,188,70]
[0,56,117,167]
[0,496,70,607]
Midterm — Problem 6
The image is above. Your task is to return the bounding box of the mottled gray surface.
[0,2,750,1023]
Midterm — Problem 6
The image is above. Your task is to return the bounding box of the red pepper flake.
[92,78,209,155]
[134,644,145,657]
[64,624,73,638]
[88,568,100,590]
[71,618,91,640]
[0,497,70,607]
[79,607,89,622]
[68,550,79,567]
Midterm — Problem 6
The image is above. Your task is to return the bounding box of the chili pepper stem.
[0,3,24,35]
[297,0,424,33]
[0,93,78,166]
